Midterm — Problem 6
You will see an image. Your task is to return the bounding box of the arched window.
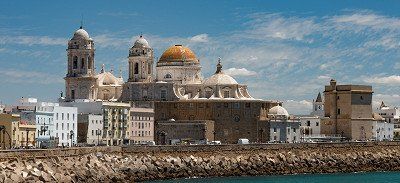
[134,63,139,74]
[148,63,151,74]
[224,90,230,98]
[73,56,78,69]
[81,58,85,69]
[88,56,92,69]
[164,73,172,79]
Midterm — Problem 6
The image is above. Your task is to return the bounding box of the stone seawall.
[1,142,400,182]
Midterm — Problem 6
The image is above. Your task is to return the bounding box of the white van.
[238,138,250,144]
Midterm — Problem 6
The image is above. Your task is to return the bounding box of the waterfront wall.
[1,142,400,182]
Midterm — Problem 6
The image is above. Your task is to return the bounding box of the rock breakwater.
[1,143,400,182]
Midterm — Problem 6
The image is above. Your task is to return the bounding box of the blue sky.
[0,0,399,114]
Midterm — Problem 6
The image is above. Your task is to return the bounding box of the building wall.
[154,100,279,144]
[86,114,104,145]
[267,120,301,143]
[155,120,214,145]
[102,103,130,146]
[0,114,18,149]
[127,108,154,144]
[299,116,321,136]
[53,106,77,147]
[321,81,374,140]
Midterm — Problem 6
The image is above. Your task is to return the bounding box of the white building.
[373,121,394,141]
[268,106,301,143]
[17,98,78,147]
[53,106,78,147]
[299,116,321,141]
[376,101,400,124]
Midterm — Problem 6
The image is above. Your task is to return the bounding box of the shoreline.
[1,142,400,182]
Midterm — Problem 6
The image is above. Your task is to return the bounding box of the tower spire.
[80,14,83,29]
[215,57,223,74]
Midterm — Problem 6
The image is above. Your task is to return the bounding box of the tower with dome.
[64,26,123,102]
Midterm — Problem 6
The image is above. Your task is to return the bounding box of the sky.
[0,0,399,114]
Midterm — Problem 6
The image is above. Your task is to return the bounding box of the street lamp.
[96,130,102,146]
[70,130,74,147]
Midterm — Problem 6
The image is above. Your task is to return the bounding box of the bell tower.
[66,26,95,77]
[311,92,324,117]
[128,35,154,82]
[64,26,97,101]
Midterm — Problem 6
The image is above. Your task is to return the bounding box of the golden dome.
[159,45,198,63]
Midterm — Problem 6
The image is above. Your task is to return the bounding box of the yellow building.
[0,114,36,149]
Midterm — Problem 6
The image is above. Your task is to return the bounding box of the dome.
[72,27,90,40]
[269,106,289,117]
[133,35,150,48]
[203,59,238,85]
[203,73,238,85]
[159,45,198,63]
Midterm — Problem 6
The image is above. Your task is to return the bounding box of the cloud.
[372,94,400,110]
[242,13,319,42]
[283,100,313,115]
[364,75,400,85]
[0,36,66,46]
[190,34,209,43]
[0,69,63,84]
[224,68,257,77]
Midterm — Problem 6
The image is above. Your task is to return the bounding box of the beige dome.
[134,35,150,48]
[203,73,238,85]
[269,106,289,117]
[72,28,90,40]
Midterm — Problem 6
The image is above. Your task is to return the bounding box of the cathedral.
[62,26,280,144]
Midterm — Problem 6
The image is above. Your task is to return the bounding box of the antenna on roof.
[80,14,84,29]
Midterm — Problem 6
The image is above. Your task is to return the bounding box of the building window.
[274,128,277,132]
[316,122,319,126]
[71,90,75,100]
[56,113,59,120]
[73,56,78,69]
[81,58,85,69]
[62,113,64,120]
[67,113,70,120]
[224,91,230,98]
[134,63,139,74]
[245,103,250,108]
[337,108,341,115]
[160,90,167,100]
[164,73,172,79]
[233,103,240,109]
[56,123,58,130]
[307,121,311,126]
[360,96,364,100]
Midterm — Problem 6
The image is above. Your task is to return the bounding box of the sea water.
[146,172,400,183]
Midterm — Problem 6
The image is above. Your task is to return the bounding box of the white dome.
[269,106,289,117]
[134,36,150,48]
[203,73,238,85]
[73,28,90,40]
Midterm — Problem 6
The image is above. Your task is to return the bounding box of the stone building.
[155,99,278,144]
[155,120,214,145]
[127,107,154,144]
[310,92,324,117]
[320,79,391,141]
[63,26,123,102]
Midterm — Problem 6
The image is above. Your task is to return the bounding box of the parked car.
[238,138,250,144]
[208,141,221,145]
